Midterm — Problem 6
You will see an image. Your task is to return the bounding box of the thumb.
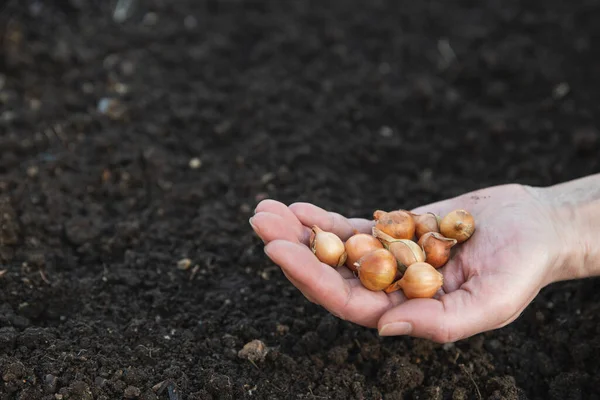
[377,282,517,343]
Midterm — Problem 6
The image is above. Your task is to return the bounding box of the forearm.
[540,173,600,282]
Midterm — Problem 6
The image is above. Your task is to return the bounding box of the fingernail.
[249,217,265,243]
[379,322,413,336]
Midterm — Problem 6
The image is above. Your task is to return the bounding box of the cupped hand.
[249,184,564,343]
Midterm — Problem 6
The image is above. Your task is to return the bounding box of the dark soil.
[1,0,600,399]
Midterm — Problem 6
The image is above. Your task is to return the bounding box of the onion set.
[305,207,475,298]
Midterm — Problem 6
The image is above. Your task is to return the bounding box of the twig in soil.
[459,364,482,400]
[39,269,50,284]
[190,264,200,281]
[152,379,180,399]
[248,359,260,370]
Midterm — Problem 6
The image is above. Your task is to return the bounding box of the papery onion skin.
[397,262,443,299]
[310,226,347,267]
[418,232,457,268]
[386,239,425,267]
[345,233,384,271]
[373,210,416,240]
[411,212,441,238]
[439,209,475,243]
[354,248,398,291]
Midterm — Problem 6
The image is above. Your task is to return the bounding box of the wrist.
[540,175,600,283]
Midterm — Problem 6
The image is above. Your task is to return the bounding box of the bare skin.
[249,174,600,343]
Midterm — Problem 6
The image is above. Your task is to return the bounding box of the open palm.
[250,184,562,343]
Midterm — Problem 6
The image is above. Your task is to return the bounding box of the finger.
[250,212,302,244]
[281,265,358,303]
[335,265,356,279]
[289,202,374,241]
[254,199,307,241]
[437,258,466,293]
[377,278,515,343]
[280,269,319,304]
[264,240,400,327]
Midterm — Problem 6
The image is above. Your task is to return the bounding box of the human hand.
[249,183,567,343]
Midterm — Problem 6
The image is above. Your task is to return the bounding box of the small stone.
[97,98,127,120]
[26,165,39,178]
[44,374,58,393]
[379,126,393,137]
[124,385,141,398]
[238,339,269,363]
[29,98,42,111]
[177,258,192,270]
[188,158,202,169]
[260,172,275,184]
[113,82,129,95]
[552,82,570,99]
[276,324,289,335]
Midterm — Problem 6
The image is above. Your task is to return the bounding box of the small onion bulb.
[310,225,347,267]
[440,209,475,243]
[344,233,384,272]
[354,248,397,291]
[411,212,441,238]
[384,262,443,299]
[373,210,415,240]
[418,232,457,268]
[386,239,425,267]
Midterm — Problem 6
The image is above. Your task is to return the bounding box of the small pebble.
[379,126,393,137]
[276,324,289,335]
[124,385,141,398]
[97,98,127,120]
[552,82,570,99]
[26,165,38,178]
[261,172,275,184]
[177,258,192,270]
[238,339,269,363]
[188,158,202,169]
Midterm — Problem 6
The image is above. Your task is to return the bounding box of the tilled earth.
[1,0,600,399]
